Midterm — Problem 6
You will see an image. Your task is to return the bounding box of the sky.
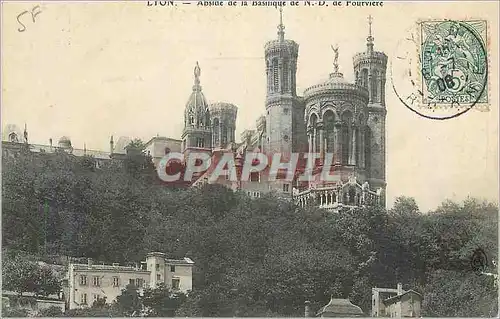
[2,1,499,212]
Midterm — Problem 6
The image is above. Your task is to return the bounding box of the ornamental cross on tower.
[368,15,373,37]
[277,6,285,41]
[367,15,374,45]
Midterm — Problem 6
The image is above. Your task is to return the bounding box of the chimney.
[397,283,403,296]
[304,300,312,318]
[87,258,93,268]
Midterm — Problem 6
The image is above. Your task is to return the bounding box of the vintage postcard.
[1,0,498,317]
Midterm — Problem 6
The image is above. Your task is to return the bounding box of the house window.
[156,264,160,271]
[156,274,161,281]
[136,278,144,288]
[196,138,205,148]
[113,277,119,287]
[79,275,87,286]
[283,184,290,192]
[129,279,134,286]
[81,293,87,305]
[92,276,100,287]
[93,294,99,302]
[283,108,289,115]
[172,278,180,290]
[250,172,260,182]
[170,265,176,272]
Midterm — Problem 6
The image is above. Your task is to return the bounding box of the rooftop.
[383,290,423,305]
[317,298,364,317]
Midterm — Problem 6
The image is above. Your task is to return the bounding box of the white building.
[371,283,422,318]
[64,252,194,310]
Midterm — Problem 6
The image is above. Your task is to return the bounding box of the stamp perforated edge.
[414,18,491,112]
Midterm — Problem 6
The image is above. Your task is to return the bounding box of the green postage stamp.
[419,20,488,109]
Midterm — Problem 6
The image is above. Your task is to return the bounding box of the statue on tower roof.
[194,61,201,81]
[331,44,339,73]
[23,123,28,144]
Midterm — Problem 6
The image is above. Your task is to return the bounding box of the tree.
[38,305,63,317]
[422,270,497,317]
[33,265,62,297]
[142,283,187,317]
[115,284,142,316]
[389,196,420,217]
[2,253,60,297]
[63,306,122,317]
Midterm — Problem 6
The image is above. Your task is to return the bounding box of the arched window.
[309,113,318,153]
[250,172,260,182]
[272,58,279,92]
[341,111,352,165]
[282,60,289,92]
[323,110,335,154]
[349,188,356,205]
[361,69,369,88]
[205,111,211,127]
[222,124,228,146]
[372,70,379,102]
[212,118,220,146]
[365,127,372,172]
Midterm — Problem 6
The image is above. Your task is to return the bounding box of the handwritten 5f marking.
[17,6,42,32]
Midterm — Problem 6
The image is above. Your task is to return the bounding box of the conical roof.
[316,298,364,317]
[184,62,210,128]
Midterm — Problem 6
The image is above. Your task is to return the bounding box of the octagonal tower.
[352,16,388,206]
[264,8,306,154]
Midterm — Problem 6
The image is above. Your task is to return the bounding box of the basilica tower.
[264,8,306,154]
[353,16,387,205]
[181,62,212,155]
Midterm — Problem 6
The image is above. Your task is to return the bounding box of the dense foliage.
[2,146,498,317]
[2,251,61,297]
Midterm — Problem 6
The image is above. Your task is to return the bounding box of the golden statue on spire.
[194,61,201,79]
[331,44,339,73]
[194,61,201,86]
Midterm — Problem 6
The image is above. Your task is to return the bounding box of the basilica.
[2,12,387,211]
